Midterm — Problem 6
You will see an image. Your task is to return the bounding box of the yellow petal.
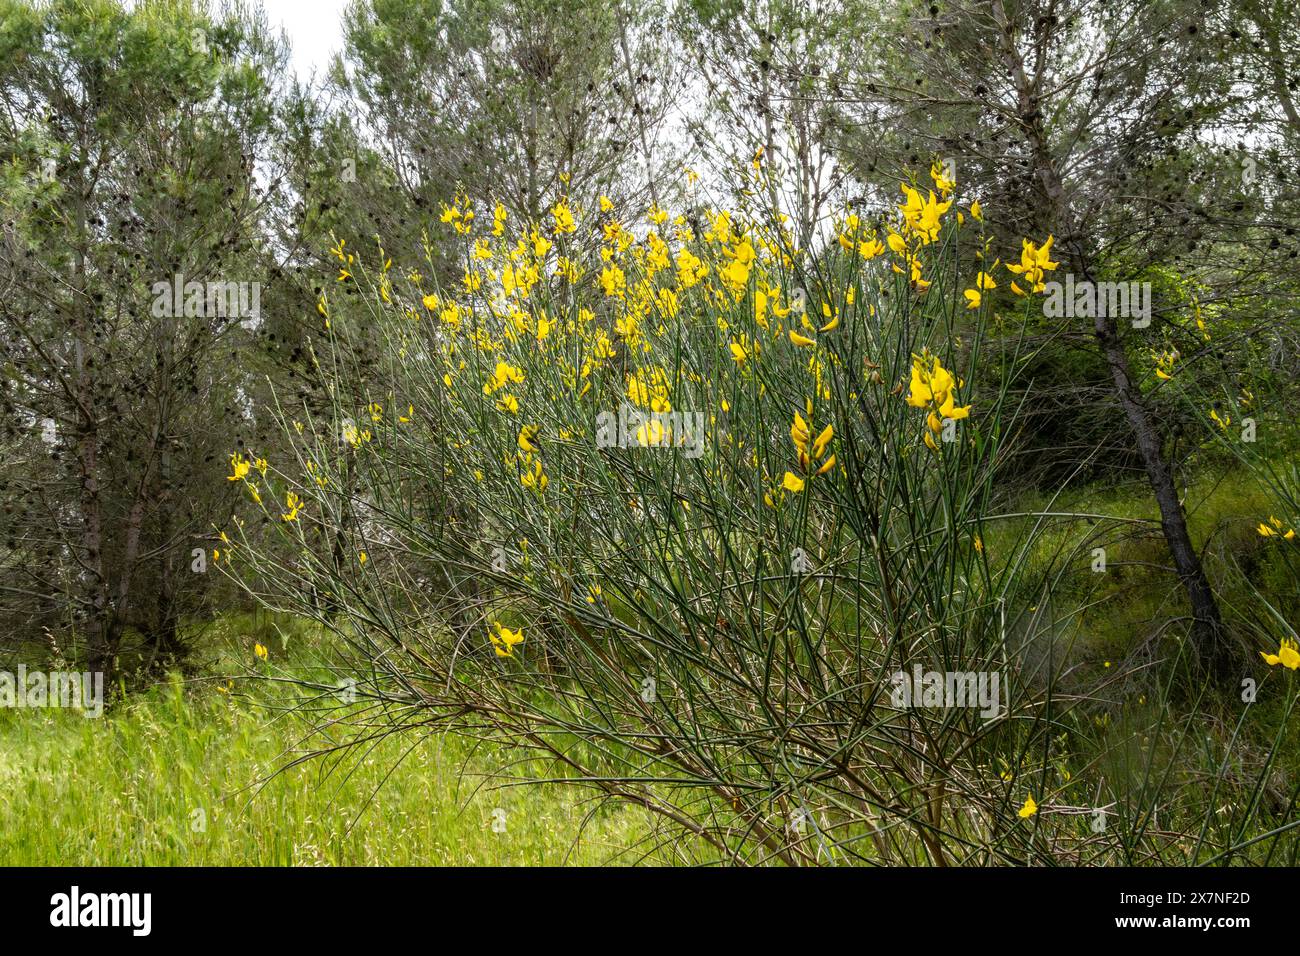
[939,393,971,420]
[812,424,833,458]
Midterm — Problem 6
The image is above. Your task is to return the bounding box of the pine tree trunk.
[992,0,1231,679]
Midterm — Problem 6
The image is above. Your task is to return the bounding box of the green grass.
[988,465,1300,666]
[0,617,657,866]
[3,464,1296,866]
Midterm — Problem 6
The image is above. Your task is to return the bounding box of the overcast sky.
[266,0,351,82]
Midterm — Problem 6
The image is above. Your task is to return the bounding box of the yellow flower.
[636,419,667,447]
[551,198,576,234]
[898,184,952,244]
[789,329,816,347]
[280,492,304,522]
[676,248,708,286]
[227,452,250,482]
[1004,235,1059,292]
[729,341,748,365]
[970,199,982,221]
[906,354,970,442]
[857,236,885,259]
[784,404,837,475]
[720,257,751,290]
[812,423,833,459]
[518,424,540,455]
[939,391,971,421]
[489,622,525,658]
[929,161,955,195]
[964,289,981,309]
[906,366,933,407]
[254,643,268,661]
[1261,638,1300,670]
[627,367,671,412]
[600,263,626,298]
[791,411,811,456]
[359,551,368,565]
[1018,796,1038,819]
[531,229,552,258]
[906,354,954,407]
[483,361,525,395]
[1153,350,1178,381]
[520,457,548,493]
[782,471,806,493]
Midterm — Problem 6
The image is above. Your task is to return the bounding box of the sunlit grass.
[0,618,659,866]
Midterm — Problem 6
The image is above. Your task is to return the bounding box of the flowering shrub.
[220,169,1297,864]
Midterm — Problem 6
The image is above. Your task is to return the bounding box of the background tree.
[327,0,684,269]
[825,0,1300,677]
[0,0,289,673]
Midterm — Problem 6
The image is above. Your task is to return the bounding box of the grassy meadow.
[0,616,659,866]
[3,467,1297,866]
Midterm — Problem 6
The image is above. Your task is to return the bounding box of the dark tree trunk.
[1090,281,1231,677]
[992,0,1232,680]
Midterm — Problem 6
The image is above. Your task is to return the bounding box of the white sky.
[263,0,352,83]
